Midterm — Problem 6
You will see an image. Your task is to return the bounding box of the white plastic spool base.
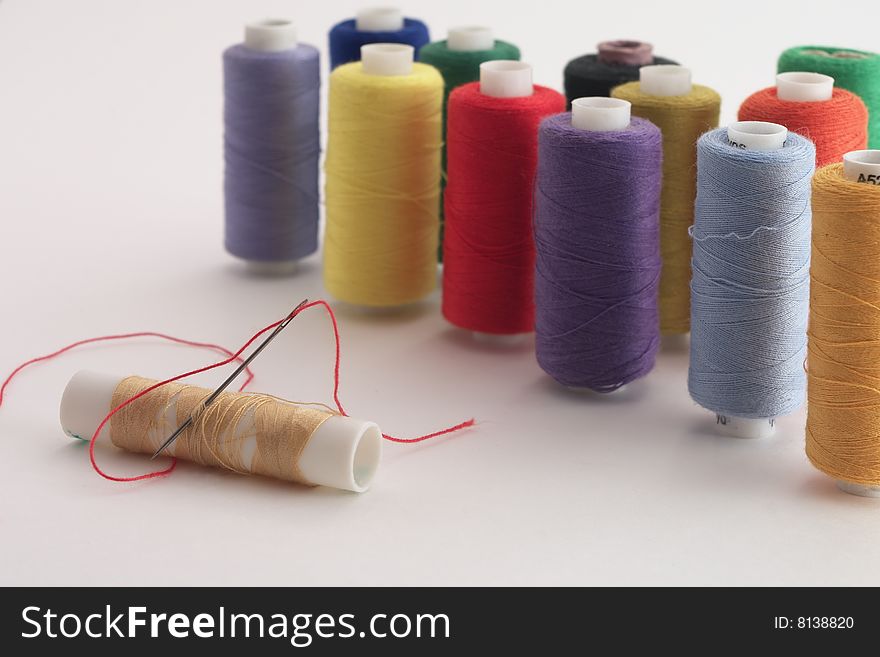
[59,371,382,493]
[639,64,692,97]
[479,60,533,98]
[837,481,880,498]
[447,26,494,52]
[843,149,880,183]
[355,7,404,32]
[715,414,776,439]
[776,72,833,102]
[244,18,297,52]
[727,120,788,152]
[712,120,789,438]
[361,43,413,76]
[571,97,631,131]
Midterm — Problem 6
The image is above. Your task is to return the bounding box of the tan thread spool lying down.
[807,164,880,490]
[111,376,330,484]
[59,371,382,492]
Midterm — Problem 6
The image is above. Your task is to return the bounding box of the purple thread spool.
[224,20,320,274]
[534,98,663,392]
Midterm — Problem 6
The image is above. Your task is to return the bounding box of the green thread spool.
[778,46,880,148]
[418,27,521,261]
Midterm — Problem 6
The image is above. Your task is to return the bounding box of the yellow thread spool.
[807,154,880,496]
[324,44,443,307]
[612,66,720,334]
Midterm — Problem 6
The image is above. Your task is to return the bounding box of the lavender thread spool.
[224,20,320,274]
[534,98,663,392]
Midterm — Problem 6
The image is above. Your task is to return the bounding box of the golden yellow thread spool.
[612,67,720,334]
[807,161,880,494]
[324,44,443,307]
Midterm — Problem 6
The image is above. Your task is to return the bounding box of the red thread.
[738,87,868,167]
[0,300,474,482]
[443,82,565,334]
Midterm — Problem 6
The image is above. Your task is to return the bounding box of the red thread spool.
[443,77,564,335]
[738,84,867,166]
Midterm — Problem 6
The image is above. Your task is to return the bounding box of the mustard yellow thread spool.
[807,150,880,497]
[612,65,721,335]
[324,44,443,307]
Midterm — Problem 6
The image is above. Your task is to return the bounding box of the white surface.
[639,64,692,96]
[59,371,381,492]
[571,97,631,131]
[244,18,297,52]
[727,120,788,151]
[479,60,532,98]
[361,43,413,76]
[447,26,494,52]
[2,0,880,587]
[843,149,880,181]
[356,7,404,32]
[775,71,833,101]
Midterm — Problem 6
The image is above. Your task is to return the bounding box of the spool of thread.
[442,61,565,336]
[223,20,320,273]
[328,7,430,69]
[323,44,443,307]
[563,40,677,107]
[807,149,880,497]
[738,72,868,166]
[689,122,814,439]
[418,27,521,261]
[60,371,382,493]
[778,46,880,148]
[612,66,721,335]
[534,98,663,391]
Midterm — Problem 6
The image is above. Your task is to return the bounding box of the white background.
[1,0,878,586]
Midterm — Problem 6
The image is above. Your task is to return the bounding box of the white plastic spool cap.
[447,26,494,52]
[479,60,533,98]
[356,7,404,32]
[244,18,297,52]
[571,97,631,131]
[843,150,880,182]
[639,64,692,97]
[59,371,381,493]
[361,43,414,76]
[727,121,788,152]
[776,72,834,102]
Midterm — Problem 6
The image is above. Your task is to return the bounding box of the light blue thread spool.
[689,122,815,438]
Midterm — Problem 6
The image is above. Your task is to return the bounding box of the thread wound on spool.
[328,17,430,69]
[443,82,565,334]
[534,115,663,390]
[563,52,677,107]
[738,87,868,166]
[324,62,443,307]
[688,128,814,419]
[111,376,330,485]
[611,81,721,334]
[418,38,521,261]
[807,164,880,486]
[223,43,320,263]
[778,46,880,148]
